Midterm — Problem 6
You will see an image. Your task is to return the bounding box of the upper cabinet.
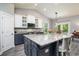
[15,14,27,28]
[15,14,22,28]
[35,18,43,28]
[15,14,43,28]
[27,15,35,23]
[22,16,27,28]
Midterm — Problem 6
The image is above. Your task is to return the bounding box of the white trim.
[55,22,71,34]
[0,45,15,55]
[0,51,3,55]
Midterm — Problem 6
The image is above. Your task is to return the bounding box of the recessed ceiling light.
[34,3,38,6]
[43,8,47,11]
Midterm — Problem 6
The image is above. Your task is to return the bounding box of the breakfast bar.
[24,34,72,56]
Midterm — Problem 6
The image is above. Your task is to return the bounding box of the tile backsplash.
[15,28,43,33]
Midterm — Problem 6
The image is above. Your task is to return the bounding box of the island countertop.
[24,34,72,46]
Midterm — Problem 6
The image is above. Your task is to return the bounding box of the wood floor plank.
[1,40,79,56]
[1,44,26,56]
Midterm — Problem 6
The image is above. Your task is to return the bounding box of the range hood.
[27,23,35,28]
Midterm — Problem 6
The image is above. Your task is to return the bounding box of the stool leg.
[61,38,64,56]
[68,37,72,56]
[61,52,64,56]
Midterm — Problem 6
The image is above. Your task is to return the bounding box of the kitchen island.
[24,34,72,56]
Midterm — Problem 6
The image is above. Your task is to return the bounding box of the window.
[56,22,70,33]
[43,23,48,34]
[63,24,68,32]
[58,25,61,31]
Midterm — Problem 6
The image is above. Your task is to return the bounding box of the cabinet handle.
[45,49,49,53]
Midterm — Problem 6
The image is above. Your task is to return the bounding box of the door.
[0,16,2,54]
[1,12,14,52]
[0,11,4,54]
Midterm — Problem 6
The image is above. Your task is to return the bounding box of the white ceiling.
[15,3,79,19]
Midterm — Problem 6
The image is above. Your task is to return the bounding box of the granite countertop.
[24,33,73,46]
[15,32,29,35]
[15,32,43,35]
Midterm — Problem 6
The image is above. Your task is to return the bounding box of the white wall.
[0,3,14,14]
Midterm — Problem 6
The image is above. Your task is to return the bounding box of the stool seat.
[58,37,72,56]
[59,45,67,52]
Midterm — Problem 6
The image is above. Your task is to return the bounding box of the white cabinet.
[38,19,43,28]
[15,14,35,28]
[35,18,43,28]
[15,14,22,28]
[27,15,35,23]
[22,16,27,28]
[15,14,27,28]
[15,14,43,28]
[0,11,14,55]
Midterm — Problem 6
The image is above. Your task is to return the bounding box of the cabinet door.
[24,38,28,55]
[0,16,2,54]
[35,19,43,28]
[38,19,43,28]
[31,42,38,56]
[27,15,35,23]
[22,16,27,28]
[15,14,27,28]
[24,38,32,56]
[1,12,14,52]
[15,34,24,45]
[15,14,22,28]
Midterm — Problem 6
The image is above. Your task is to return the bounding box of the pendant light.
[55,11,58,22]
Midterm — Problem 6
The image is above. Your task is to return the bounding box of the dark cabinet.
[49,42,57,56]
[15,34,24,45]
[38,46,50,56]
[24,37,32,56]
[24,37,57,56]
[31,42,38,56]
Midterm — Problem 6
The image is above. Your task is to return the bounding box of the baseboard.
[0,51,3,55]
[0,45,15,56]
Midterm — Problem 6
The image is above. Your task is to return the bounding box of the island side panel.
[24,36,58,56]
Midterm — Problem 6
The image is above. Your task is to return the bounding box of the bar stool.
[67,37,73,56]
[58,37,72,56]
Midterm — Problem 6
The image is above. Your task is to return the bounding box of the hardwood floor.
[1,40,79,56]
[1,44,26,56]
[70,41,79,56]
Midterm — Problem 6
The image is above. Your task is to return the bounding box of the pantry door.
[0,15,2,55]
[1,12,14,52]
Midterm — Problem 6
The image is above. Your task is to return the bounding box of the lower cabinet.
[24,37,57,56]
[38,46,51,56]
[24,38,31,56]
[15,34,24,45]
